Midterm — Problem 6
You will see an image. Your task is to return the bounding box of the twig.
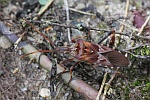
[69,8,95,16]
[98,30,115,44]
[96,72,108,100]
[132,33,150,41]
[102,68,119,100]
[1,82,16,94]
[24,19,56,47]
[63,0,71,43]
[29,20,150,41]
[117,0,130,46]
[121,50,150,59]
[122,43,150,51]
[117,20,139,32]
[33,0,54,20]
[119,0,129,32]
[138,15,150,36]
[14,31,26,49]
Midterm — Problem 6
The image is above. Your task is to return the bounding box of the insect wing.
[102,50,129,67]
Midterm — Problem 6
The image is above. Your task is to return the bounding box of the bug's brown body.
[69,38,129,67]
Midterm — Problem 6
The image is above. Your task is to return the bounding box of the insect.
[69,37,129,67]
[23,19,129,82]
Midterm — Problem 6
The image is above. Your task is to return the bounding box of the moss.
[0,0,10,5]
[133,80,141,86]
[142,82,150,92]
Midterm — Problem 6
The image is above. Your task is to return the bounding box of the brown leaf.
[132,11,145,28]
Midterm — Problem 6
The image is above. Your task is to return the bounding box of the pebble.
[39,88,50,97]
[0,36,12,49]
[75,3,85,10]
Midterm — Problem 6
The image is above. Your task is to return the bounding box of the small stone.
[39,88,50,98]
[21,87,27,92]
[68,0,74,7]
[105,5,109,10]
[0,36,12,49]
[12,68,19,74]
[75,3,85,10]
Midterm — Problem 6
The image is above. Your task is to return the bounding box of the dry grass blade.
[63,0,71,42]
[96,72,108,100]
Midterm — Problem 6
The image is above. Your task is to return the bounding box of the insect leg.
[68,61,80,84]
[59,58,74,72]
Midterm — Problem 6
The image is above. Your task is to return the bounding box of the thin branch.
[1,82,16,94]
[24,19,56,47]
[63,0,71,43]
[69,7,95,16]
[122,43,150,51]
[96,72,108,100]
[98,30,115,44]
[121,50,150,59]
[102,68,119,100]
[117,20,139,32]
[29,20,150,41]
[14,31,26,49]
[33,0,54,20]
[138,15,150,36]
[119,0,129,32]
